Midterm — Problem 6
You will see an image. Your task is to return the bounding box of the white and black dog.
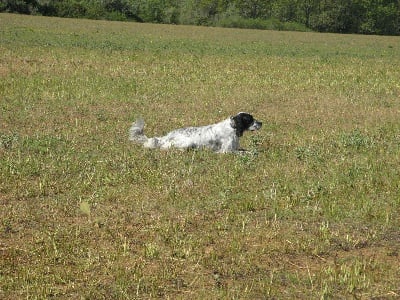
[129,112,262,153]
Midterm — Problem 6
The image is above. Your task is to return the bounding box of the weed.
[340,129,372,150]
[144,243,160,259]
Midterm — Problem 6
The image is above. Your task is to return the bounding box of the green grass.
[1,13,400,299]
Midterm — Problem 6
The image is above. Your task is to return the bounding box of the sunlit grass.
[1,13,400,299]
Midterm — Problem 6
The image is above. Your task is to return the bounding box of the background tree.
[0,0,399,35]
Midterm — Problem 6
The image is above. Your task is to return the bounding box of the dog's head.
[230,112,262,137]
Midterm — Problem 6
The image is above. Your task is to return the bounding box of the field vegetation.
[1,13,400,299]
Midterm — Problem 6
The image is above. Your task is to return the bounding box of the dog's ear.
[231,115,245,137]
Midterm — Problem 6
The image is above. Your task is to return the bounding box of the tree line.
[1,0,399,35]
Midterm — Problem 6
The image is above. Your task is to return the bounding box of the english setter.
[129,112,262,153]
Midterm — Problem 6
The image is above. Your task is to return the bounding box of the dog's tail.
[129,119,159,148]
[129,118,148,143]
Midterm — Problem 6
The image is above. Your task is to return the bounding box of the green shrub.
[217,16,308,31]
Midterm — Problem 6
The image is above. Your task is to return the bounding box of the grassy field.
[1,13,400,299]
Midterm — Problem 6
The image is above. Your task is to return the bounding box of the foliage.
[217,15,309,31]
[0,0,399,35]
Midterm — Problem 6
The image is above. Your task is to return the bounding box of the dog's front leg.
[218,138,239,153]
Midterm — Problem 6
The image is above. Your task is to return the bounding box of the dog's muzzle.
[249,121,262,131]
